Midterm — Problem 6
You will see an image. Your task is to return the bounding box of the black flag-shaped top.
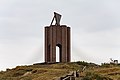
[50,12,62,26]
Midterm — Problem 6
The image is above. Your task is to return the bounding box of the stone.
[45,25,71,63]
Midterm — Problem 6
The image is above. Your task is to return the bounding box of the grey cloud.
[0,0,120,70]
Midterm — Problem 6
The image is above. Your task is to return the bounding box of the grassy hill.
[0,61,120,80]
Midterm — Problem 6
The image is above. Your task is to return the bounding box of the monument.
[45,12,71,63]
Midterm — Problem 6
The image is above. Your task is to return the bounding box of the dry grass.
[0,62,120,80]
[83,65,120,80]
[0,62,83,80]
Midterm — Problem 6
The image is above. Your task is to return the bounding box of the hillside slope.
[0,62,120,80]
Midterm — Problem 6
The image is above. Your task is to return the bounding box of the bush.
[76,61,98,67]
[13,70,26,77]
[101,63,110,68]
[82,72,112,80]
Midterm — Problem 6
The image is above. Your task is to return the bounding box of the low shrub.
[82,72,112,80]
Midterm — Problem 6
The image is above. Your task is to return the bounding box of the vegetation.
[0,61,120,80]
[0,62,83,80]
[81,72,112,80]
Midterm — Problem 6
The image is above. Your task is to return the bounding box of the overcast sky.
[0,0,120,70]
